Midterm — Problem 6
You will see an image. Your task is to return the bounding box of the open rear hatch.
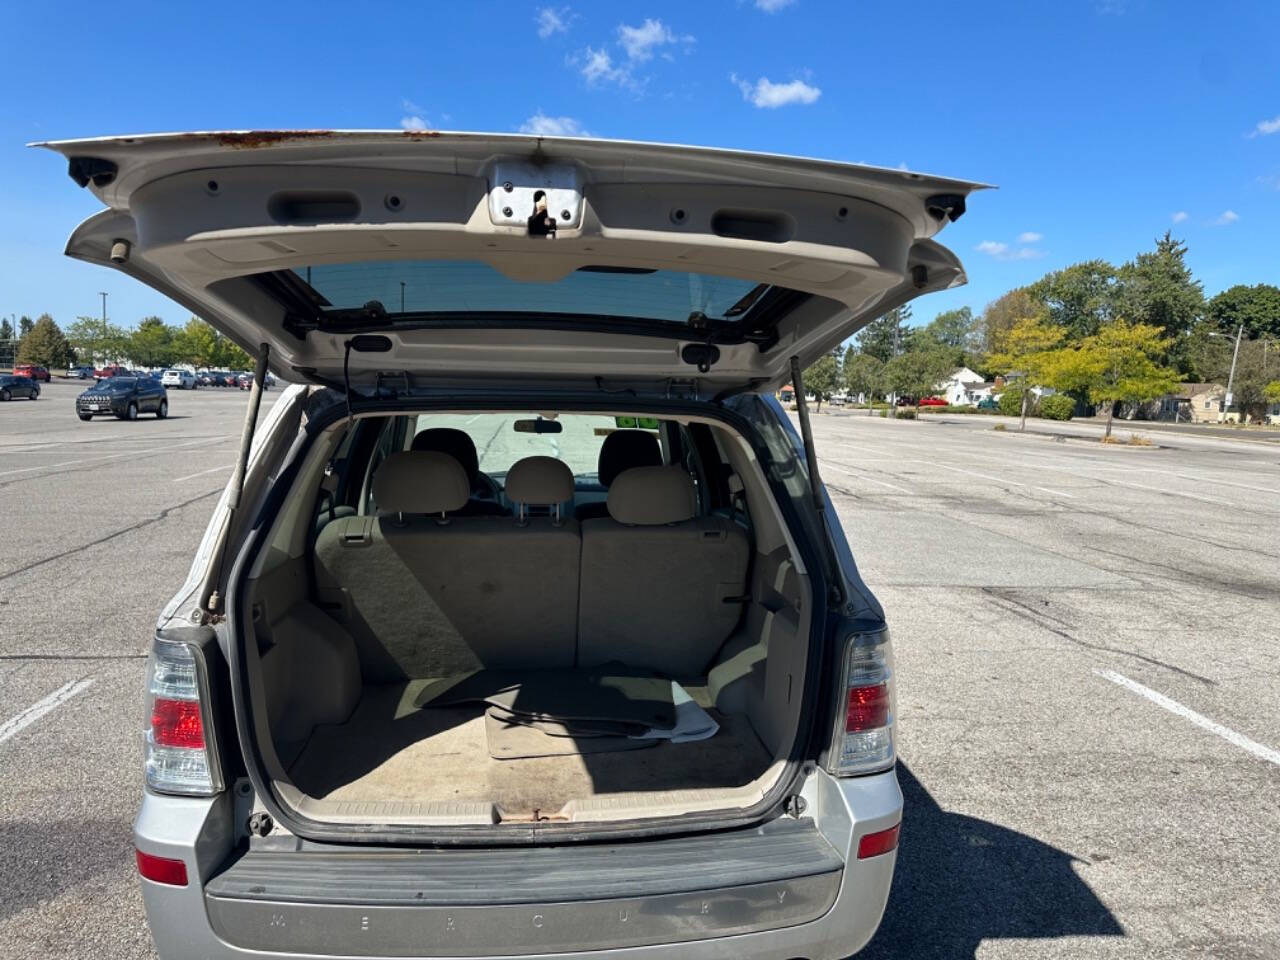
[38,130,983,396]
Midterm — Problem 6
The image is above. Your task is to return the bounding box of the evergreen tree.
[855,306,911,363]
[16,314,73,368]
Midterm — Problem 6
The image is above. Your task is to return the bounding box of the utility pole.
[99,292,108,323]
[1208,324,1244,423]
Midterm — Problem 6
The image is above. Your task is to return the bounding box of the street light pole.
[1207,324,1244,423]
[99,292,108,323]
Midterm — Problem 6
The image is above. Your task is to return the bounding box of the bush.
[997,390,1025,417]
[894,407,917,420]
[1039,394,1075,421]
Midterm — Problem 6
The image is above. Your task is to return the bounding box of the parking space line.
[0,678,95,745]
[173,464,232,482]
[1096,669,1280,767]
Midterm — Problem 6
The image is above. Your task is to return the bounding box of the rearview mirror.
[513,418,563,434]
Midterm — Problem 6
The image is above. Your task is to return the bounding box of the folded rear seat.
[577,465,750,677]
[314,452,580,680]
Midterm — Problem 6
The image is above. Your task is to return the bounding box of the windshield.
[97,378,136,391]
[295,261,766,324]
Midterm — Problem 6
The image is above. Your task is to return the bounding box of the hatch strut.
[202,342,270,617]
[789,355,843,608]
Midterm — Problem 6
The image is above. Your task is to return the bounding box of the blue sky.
[2,0,1278,332]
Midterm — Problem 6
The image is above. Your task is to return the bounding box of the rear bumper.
[136,770,902,960]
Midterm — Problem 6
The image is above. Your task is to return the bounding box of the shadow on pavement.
[857,763,1123,959]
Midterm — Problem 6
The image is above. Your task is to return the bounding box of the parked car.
[12,363,51,382]
[235,371,273,390]
[162,369,197,390]
[69,364,96,379]
[0,374,40,400]
[75,376,168,420]
[917,396,947,407]
[94,364,129,378]
[976,395,1000,410]
[46,130,981,960]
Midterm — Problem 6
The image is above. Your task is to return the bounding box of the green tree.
[18,315,34,337]
[1114,232,1204,344]
[1051,319,1179,438]
[0,319,13,341]
[129,316,176,368]
[1028,260,1119,339]
[978,287,1040,356]
[16,314,73,368]
[922,307,976,349]
[1206,284,1280,340]
[173,317,220,368]
[66,316,129,366]
[841,350,884,403]
[986,316,1066,431]
[855,305,911,363]
[881,346,954,407]
[803,353,841,413]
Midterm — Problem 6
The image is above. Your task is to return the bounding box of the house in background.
[1153,382,1225,423]
[937,366,996,406]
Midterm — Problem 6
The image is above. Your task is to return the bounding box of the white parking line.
[1096,669,1280,767]
[173,464,232,482]
[0,678,95,745]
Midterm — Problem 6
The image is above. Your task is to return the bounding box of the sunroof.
[294,260,765,324]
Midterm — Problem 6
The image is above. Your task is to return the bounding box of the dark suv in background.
[76,376,168,420]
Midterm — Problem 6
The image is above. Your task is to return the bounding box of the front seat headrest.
[597,429,662,488]
[372,451,469,516]
[505,456,574,506]
[607,466,696,525]
[411,428,480,483]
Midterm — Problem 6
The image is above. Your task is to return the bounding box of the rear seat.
[315,455,748,682]
[577,466,750,677]
[314,451,579,680]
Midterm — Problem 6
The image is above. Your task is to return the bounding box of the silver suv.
[45,131,979,960]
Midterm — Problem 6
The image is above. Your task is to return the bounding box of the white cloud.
[976,240,1044,261]
[1171,211,1188,223]
[731,73,821,108]
[1016,231,1043,244]
[755,0,796,10]
[1247,115,1280,138]
[617,19,691,62]
[577,46,633,88]
[399,99,429,131]
[519,112,590,137]
[535,7,570,38]
[1213,209,1239,225]
[400,115,428,132]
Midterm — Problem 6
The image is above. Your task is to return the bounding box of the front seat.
[411,427,508,516]
[575,429,663,520]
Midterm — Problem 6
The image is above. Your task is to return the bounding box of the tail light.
[828,627,896,776]
[144,638,223,795]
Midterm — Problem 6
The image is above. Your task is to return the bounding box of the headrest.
[607,466,696,525]
[372,451,469,515]
[505,456,574,505]
[597,429,663,487]
[411,428,479,483]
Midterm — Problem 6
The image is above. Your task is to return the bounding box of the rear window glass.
[410,413,655,477]
[296,261,764,324]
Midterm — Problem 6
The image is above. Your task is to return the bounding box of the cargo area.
[239,411,813,827]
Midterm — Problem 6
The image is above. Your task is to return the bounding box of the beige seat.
[315,452,581,680]
[577,466,750,677]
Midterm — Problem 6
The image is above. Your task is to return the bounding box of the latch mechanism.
[488,161,583,232]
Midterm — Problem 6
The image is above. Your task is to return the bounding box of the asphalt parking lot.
[1,383,1277,959]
